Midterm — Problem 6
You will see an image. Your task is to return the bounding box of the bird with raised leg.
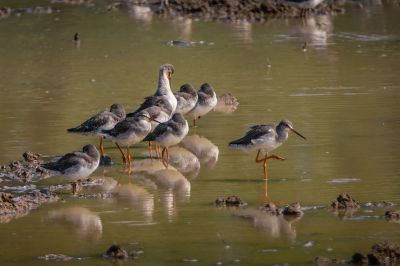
[187,83,218,127]
[42,144,100,195]
[102,111,158,175]
[143,113,189,168]
[229,119,306,180]
[67,103,126,159]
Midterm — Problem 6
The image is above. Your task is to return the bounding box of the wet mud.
[215,195,247,207]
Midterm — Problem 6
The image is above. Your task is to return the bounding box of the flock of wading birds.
[42,64,306,193]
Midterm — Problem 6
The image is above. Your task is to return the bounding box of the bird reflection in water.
[291,15,333,48]
[234,209,302,240]
[180,134,219,169]
[112,183,155,224]
[48,207,102,242]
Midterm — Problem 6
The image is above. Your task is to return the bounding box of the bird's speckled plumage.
[187,83,218,119]
[102,111,153,147]
[67,104,125,135]
[144,113,189,147]
[229,120,304,155]
[174,84,198,115]
[42,144,100,181]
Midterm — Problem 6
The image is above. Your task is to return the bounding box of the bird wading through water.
[229,120,306,180]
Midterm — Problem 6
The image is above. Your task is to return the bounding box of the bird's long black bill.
[291,128,306,140]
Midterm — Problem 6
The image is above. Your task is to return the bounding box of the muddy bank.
[146,0,344,22]
[0,191,58,223]
[0,152,49,183]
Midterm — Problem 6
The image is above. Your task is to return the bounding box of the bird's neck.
[276,125,289,142]
[156,72,172,96]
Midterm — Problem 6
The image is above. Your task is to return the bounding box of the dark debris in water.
[100,155,113,166]
[259,202,304,217]
[104,244,142,260]
[215,195,247,207]
[385,210,400,223]
[351,241,400,265]
[331,193,360,210]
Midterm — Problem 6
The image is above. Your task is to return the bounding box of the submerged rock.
[215,195,247,207]
[331,193,360,210]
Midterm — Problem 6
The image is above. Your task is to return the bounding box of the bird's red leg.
[266,155,285,161]
[99,137,105,156]
[165,148,169,168]
[115,142,126,164]
[255,150,265,163]
[263,157,268,180]
[148,141,153,160]
[127,146,132,175]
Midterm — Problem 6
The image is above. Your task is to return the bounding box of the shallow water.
[0,1,400,265]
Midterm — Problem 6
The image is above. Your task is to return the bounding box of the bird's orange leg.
[148,141,153,160]
[266,155,285,161]
[263,157,268,180]
[115,142,126,164]
[193,119,196,128]
[127,146,132,175]
[255,150,265,163]
[99,137,105,156]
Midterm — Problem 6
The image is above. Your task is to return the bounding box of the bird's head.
[160,64,175,81]
[279,120,306,140]
[199,83,214,95]
[109,103,126,119]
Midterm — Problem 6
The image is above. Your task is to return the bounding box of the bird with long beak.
[128,64,177,159]
[102,111,161,174]
[229,120,306,180]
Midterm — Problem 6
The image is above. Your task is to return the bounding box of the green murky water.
[0,1,400,265]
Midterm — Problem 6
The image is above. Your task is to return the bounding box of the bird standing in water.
[67,104,126,157]
[42,144,100,195]
[187,83,217,127]
[229,120,306,180]
[143,113,189,168]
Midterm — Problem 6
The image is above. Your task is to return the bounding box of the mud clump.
[385,210,400,222]
[282,202,303,216]
[259,202,303,217]
[331,193,360,210]
[0,191,59,223]
[351,242,400,265]
[0,152,49,182]
[104,244,143,260]
[215,195,247,207]
[314,256,345,265]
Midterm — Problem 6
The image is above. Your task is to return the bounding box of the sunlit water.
[0,1,400,265]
